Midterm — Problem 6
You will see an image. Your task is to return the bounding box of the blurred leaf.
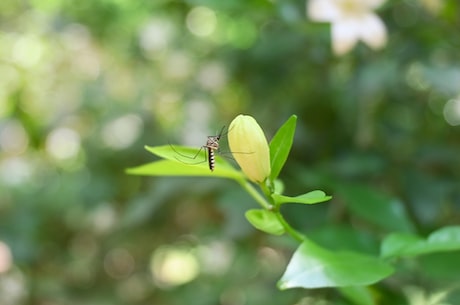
[419,251,460,281]
[126,145,244,180]
[310,224,379,254]
[272,190,331,205]
[338,184,415,232]
[381,226,460,258]
[245,209,285,235]
[278,239,393,289]
[339,286,375,305]
[269,115,297,181]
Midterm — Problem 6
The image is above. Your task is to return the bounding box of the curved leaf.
[269,115,297,181]
[245,209,285,235]
[278,239,393,289]
[126,145,244,180]
[272,190,332,205]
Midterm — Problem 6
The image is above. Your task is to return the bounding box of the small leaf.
[272,190,332,205]
[381,226,460,258]
[278,239,393,289]
[269,115,297,181]
[245,209,285,236]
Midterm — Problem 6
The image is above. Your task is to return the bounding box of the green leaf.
[381,226,460,258]
[269,115,297,181]
[310,224,379,254]
[278,239,393,289]
[337,183,414,232]
[338,286,376,305]
[272,190,331,205]
[126,145,244,180]
[245,209,285,236]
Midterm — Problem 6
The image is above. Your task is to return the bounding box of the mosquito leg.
[170,144,210,165]
[190,146,206,160]
[169,144,204,160]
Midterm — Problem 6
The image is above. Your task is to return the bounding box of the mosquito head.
[206,135,220,150]
[205,126,226,150]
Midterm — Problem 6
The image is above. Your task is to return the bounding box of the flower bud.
[228,115,271,183]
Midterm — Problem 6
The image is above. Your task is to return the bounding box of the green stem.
[274,211,306,243]
[238,178,306,243]
[238,179,271,210]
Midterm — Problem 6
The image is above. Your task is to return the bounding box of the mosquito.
[170,126,227,172]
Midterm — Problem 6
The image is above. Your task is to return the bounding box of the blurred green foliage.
[1,0,460,304]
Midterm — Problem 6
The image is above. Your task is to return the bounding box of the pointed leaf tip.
[269,115,297,181]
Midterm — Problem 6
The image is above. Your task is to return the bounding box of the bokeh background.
[1,0,460,304]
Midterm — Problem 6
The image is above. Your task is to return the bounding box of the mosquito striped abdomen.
[207,147,215,171]
[205,133,220,171]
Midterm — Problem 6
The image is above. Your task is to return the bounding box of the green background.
[1,0,459,304]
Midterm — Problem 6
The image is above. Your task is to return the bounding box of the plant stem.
[274,211,306,243]
[238,179,271,210]
[238,178,306,243]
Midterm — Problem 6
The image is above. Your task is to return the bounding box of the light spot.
[0,64,21,93]
[257,246,286,275]
[420,0,444,15]
[101,114,143,150]
[163,51,193,80]
[116,274,150,303]
[139,18,175,58]
[151,246,199,287]
[443,97,460,126]
[46,127,81,160]
[197,240,234,275]
[61,24,100,79]
[0,269,27,305]
[11,34,44,68]
[89,204,117,234]
[197,62,227,92]
[104,248,135,279]
[186,6,217,37]
[0,241,12,273]
[405,62,430,91]
[0,157,32,186]
[0,120,29,155]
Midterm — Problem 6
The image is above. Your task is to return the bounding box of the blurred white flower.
[307,0,388,55]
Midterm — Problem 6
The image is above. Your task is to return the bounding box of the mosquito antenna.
[217,125,226,139]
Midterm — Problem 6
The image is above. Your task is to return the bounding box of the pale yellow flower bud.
[228,115,271,183]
